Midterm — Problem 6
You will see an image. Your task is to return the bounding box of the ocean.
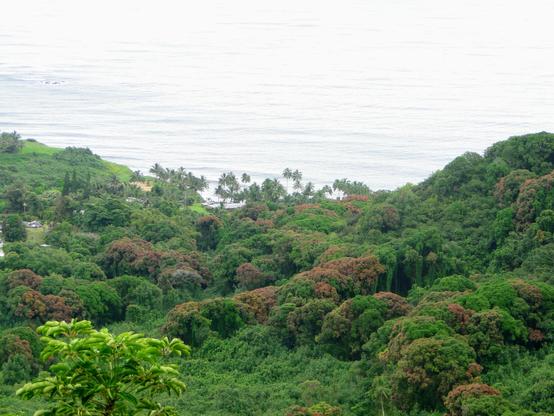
[1,0,554,190]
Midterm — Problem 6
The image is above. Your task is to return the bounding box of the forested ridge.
[0,131,553,415]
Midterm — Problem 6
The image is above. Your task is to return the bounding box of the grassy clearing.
[102,160,133,181]
[189,203,208,214]
[23,140,133,181]
[20,140,62,155]
[1,140,133,195]
[23,140,132,181]
[26,226,47,245]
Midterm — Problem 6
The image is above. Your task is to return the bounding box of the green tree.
[2,214,27,242]
[370,375,392,416]
[17,320,190,416]
[445,383,504,416]
[485,132,554,175]
[318,296,386,359]
[0,131,23,153]
[332,178,370,197]
[261,178,286,202]
[163,302,212,347]
[81,197,132,231]
[2,353,32,385]
[537,209,554,233]
[4,182,28,212]
[391,336,476,410]
[196,215,222,251]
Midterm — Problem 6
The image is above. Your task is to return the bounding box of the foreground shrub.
[17,320,189,415]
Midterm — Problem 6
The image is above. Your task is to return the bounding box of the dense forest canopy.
[0,132,553,415]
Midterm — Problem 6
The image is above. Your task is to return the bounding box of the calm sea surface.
[1,0,554,190]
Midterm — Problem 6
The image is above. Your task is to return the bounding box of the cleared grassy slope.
[0,140,133,193]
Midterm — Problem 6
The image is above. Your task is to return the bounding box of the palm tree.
[261,178,286,202]
[226,172,240,202]
[196,175,209,193]
[370,375,392,416]
[321,185,333,197]
[216,172,240,202]
[333,178,346,199]
[216,173,229,202]
[241,173,251,184]
[214,184,224,203]
[130,170,144,182]
[282,168,292,193]
[303,181,314,197]
[292,169,303,191]
[149,163,165,180]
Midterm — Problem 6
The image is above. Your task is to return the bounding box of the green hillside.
[0,132,553,416]
[0,139,132,194]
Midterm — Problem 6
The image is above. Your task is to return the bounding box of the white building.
[23,220,43,228]
[202,200,246,210]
